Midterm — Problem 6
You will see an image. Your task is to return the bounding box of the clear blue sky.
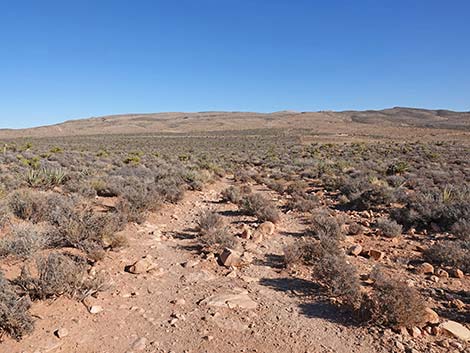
[1,0,469,128]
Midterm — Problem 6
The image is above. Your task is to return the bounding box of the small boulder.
[423,307,439,325]
[54,328,69,339]
[416,262,434,275]
[366,249,384,261]
[127,256,156,274]
[409,326,422,338]
[348,244,363,256]
[450,268,464,279]
[257,221,275,235]
[89,305,103,314]
[436,269,449,278]
[219,248,242,268]
[441,320,470,341]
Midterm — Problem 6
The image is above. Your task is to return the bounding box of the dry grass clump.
[196,211,237,252]
[14,253,107,301]
[375,218,402,238]
[239,193,280,223]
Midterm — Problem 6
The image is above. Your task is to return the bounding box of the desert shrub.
[154,177,185,203]
[285,180,308,196]
[349,184,395,211]
[451,219,470,241]
[392,186,470,232]
[197,211,224,234]
[285,235,361,309]
[8,189,45,221]
[196,211,237,252]
[286,193,318,212]
[361,271,427,328]
[315,252,362,309]
[309,209,343,240]
[0,199,10,226]
[239,193,280,223]
[424,240,470,272]
[0,273,33,340]
[375,218,402,238]
[221,186,243,204]
[14,253,107,301]
[348,222,363,235]
[0,223,49,259]
[264,179,285,194]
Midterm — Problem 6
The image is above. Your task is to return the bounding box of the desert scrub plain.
[0,130,468,352]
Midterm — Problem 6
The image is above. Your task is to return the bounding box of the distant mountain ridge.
[0,107,469,139]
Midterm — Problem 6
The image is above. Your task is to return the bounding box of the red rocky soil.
[1,178,467,353]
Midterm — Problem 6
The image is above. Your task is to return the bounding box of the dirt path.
[3,178,386,353]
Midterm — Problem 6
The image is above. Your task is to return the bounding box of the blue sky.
[1,0,469,128]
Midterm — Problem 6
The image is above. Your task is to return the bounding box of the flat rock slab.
[200,292,257,310]
[441,320,470,341]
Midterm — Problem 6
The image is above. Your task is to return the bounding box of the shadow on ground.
[259,276,357,326]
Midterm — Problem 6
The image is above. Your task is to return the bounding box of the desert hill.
[0,107,469,139]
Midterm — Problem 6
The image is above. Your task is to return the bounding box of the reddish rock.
[219,248,242,268]
[423,307,439,325]
[366,249,384,261]
[348,244,363,256]
[416,262,434,275]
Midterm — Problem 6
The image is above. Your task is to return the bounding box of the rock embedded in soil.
[423,307,439,325]
[363,249,384,261]
[54,328,69,339]
[219,248,242,267]
[348,244,363,256]
[239,224,252,239]
[127,255,156,274]
[130,337,147,351]
[416,262,434,275]
[200,292,257,310]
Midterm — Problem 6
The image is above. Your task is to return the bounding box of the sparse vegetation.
[239,193,280,223]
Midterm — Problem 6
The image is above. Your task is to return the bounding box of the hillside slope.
[0,107,469,139]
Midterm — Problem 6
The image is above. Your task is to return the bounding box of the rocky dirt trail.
[3,178,386,353]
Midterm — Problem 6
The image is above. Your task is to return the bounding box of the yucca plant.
[26,169,44,188]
